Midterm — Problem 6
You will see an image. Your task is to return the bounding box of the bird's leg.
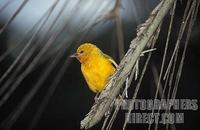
[94,92,100,103]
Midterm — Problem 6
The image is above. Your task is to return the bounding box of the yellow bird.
[71,43,117,93]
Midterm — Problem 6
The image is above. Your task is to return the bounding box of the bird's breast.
[81,57,115,93]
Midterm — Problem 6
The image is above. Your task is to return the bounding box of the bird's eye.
[80,50,84,54]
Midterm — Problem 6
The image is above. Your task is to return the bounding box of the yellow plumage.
[73,43,117,93]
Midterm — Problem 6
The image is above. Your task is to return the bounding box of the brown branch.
[80,0,176,129]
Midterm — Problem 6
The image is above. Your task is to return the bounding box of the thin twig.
[163,0,192,80]
[123,24,161,130]
[0,0,29,35]
[114,0,125,59]
[151,1,177,130]
[0,46,65,130]
[0,0,13,13]
[0,0,61,106]
[149,1,194,130]
[171,0,199,107]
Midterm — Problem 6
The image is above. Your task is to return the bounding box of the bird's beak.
[69,53,77,58]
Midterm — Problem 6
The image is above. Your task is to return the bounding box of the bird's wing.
[102,53,118,68]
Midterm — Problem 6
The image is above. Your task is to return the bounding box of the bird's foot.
[94,93,100,103]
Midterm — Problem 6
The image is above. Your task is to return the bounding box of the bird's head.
[70,43,100,64]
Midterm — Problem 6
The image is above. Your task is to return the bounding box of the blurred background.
[0,0,199,130]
